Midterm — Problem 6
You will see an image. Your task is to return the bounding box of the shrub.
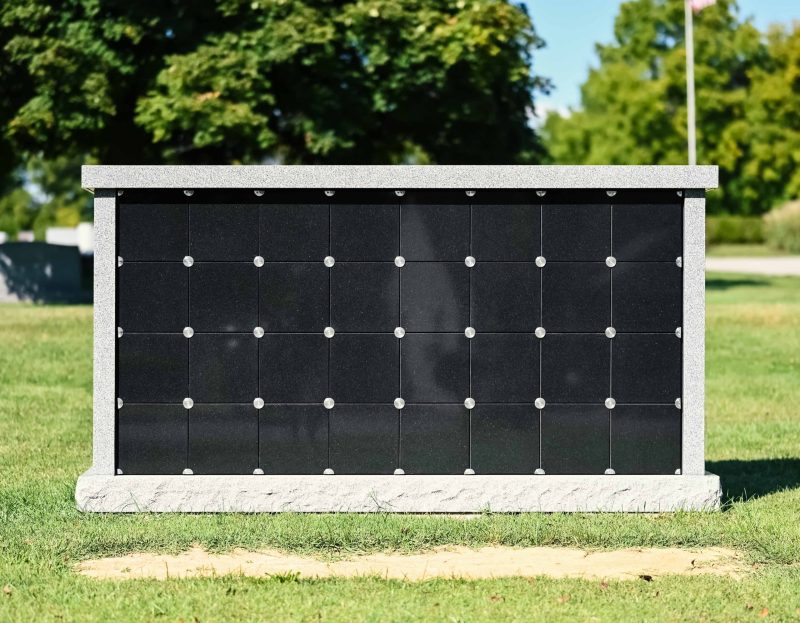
[764,201,800,253]
[706,215,764,245]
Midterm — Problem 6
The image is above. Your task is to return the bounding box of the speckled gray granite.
[682,191,706,475]
[75,474,721,513]
[89,190,116,475]
[80,166,718,512]
[82,165,718,191]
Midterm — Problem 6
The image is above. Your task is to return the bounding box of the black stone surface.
[401,334,469,403]
[612,262,682,332]
[189,334,257,403]
[613,203,682,261]
[401,262,469,332]
[116,190,683,476]
[542,263,611,332]
[118,405,187,474]
[190,203,258,261]
[118,334,187,403]
[540,405,609,475]
[400,405,469,474]
[260,405,329,474]
[471,204,541,261]
[118,263,187,332]
[401,204,470,261]
[471,334,538,403]
[119,202,187,261]
[611,405,681,475]
[260,204,329,261]
[541,334,609,403]
[330,335,399,403]
[543,204,611,261]
[471,263,539,332]
[260,334,328,403]
[331,263,398,332]
[331,204,398,261]
[329,405,398,474]
[471,404,539,474]
[260,263,328,332]
[189,263,258,332]
[612,334,682,403]
[188,404,258,474]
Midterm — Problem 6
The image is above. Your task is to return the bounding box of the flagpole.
[685,0,697,165]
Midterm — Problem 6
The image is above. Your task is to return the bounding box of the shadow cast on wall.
[0,242,92,303]
[708,458,800,504]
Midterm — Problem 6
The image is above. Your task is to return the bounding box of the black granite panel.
[471,334,538,403]
[471,404,539,474]
[119,263,187,332]
[190,334,258,403]
[119,202,187,261]
[118,334,187,403]
[260,405,329,474]
[260,334,328,403]
[329,405,398,474]
[188,404,258,474]
[543,204,610,261]
[260,203,329,261]
[612,334,681,403]
[541,334,609,403]
[542,263,610,332]
[613,263,682,332]
[613,203,682,261]
[190,203,258,261]
[401,262,468,332]
[471,204,541,261]
[331,263,398,332]
[118,405,187,474]
[331,204,398,261]
[260,263,329,332]
[471,263,539,332]
[190,263,258,332]
[330,335,399,403]
[401,334,469,402]
[401,203,470,260]
[540,405,609,475]
[400,405,469,474]
[611,405,681,475]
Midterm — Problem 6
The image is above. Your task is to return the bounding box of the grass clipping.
[76,545,746,581]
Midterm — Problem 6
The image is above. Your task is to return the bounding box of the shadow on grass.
[708,458,800,504]
[705,277,768,291]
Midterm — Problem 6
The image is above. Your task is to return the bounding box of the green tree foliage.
[0,186,35,239]
[725,24,800,210]
[136,0,548,164]
[541,0,796,215]
[0,0,546,168]
[0,0,548,234]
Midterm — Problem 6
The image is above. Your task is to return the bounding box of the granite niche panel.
[115,189,683,476]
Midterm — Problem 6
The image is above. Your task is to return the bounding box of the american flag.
[690,0,716,12]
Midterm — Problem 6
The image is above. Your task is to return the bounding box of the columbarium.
[76,165,721,512]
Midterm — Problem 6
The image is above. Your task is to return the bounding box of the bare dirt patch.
[76,545,746,581]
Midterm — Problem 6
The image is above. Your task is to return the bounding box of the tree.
[1,0,548,168]
[724,23,800,210]
[135,0,550,164]
[0,0,549,235]
[542,0,772,214]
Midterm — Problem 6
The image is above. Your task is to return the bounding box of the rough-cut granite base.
[76,472,721,513]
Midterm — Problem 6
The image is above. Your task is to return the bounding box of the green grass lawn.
[706,243,792,257]
[1,273,799,621]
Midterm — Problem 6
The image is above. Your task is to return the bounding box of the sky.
[526,0,800,114]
